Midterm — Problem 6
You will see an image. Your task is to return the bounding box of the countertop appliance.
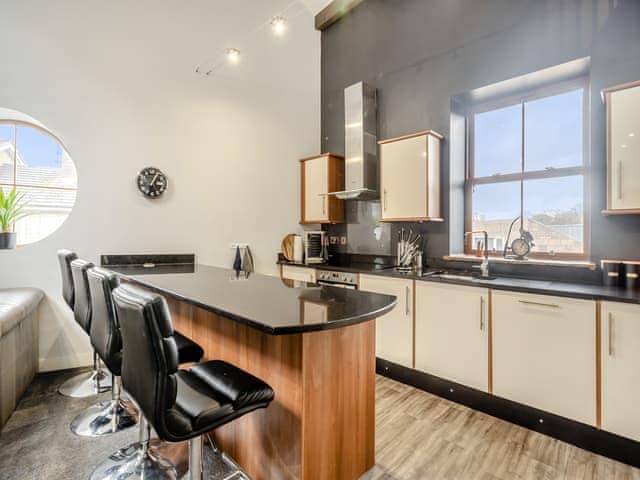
[304,231,326,264]
[317,270,358,289]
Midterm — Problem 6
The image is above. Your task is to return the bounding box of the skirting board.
[377,358,640,469]
[38,351,92,373]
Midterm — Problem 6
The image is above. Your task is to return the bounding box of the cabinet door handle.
[618,160,623,200]
[480,296,485,331]
[405,286,410,316]
[518,300,560,308]
[383,189,388,212]
[608,312,614,357]
[322,195,326,215]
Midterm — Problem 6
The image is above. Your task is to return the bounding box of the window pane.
[472,181,521,252]
[15,126,77,188]
[525,89,583,171]
[0,125,15,184]
[14,186,76,245]
[524,176,583,254]
[474,104,522,177]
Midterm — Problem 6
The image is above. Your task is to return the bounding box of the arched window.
[0,120,77,245]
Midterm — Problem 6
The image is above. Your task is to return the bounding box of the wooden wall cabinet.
[300,153,345,224]
[378,130,443,222]
[602,81,640,215]
[601,301,640,441]
[359,274,414,368]
[415,282,490,392]
[492,291,596,425]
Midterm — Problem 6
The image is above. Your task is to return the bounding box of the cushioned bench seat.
[0,288,43,430]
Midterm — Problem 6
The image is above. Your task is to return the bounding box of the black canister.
[601,260,623,287]
[623,262,640,291]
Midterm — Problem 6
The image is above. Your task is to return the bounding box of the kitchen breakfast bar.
[109,264,397,480]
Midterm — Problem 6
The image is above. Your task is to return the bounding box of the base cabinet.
[415,283,489,392]
[601,301,640,441]
[359,275,413,368]
[281,265,316,283]
[492,291,596,425]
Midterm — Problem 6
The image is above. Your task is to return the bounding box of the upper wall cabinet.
[602,81,640,215]
[300,154,345,224]
[378,130,443,222]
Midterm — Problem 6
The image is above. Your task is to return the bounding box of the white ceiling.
[300,0,333,14]
[3,0,321,88]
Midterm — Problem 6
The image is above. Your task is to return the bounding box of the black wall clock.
[137,167,168,199]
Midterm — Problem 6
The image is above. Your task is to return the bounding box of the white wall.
[0,0,320,371]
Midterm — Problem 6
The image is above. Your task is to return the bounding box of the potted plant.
[0,187,28,249]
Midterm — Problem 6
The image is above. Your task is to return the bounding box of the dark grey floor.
[0,368,241,480]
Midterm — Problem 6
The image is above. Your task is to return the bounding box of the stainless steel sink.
[436,274,479,281]
[423,271,496,281]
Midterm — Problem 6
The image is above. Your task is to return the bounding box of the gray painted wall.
[321,0,640,272]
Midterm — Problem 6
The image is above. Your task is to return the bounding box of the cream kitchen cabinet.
[300,154,345,224]
[359,274,413,368]
[415,282,490,392]
[280,264,316,283]
[492,291,596,425]
[378,130,443,222]
[602,81,640,214]
[601,301,640,441]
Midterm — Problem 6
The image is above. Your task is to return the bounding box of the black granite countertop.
[279,260,640,305]
[109,264,397,335]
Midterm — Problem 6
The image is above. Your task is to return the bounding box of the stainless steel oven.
[316,270,358,290]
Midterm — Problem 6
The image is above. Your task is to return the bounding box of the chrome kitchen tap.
[465,230,491,279]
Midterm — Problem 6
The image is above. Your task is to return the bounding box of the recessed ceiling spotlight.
[621,144,628,149]
[629,133,636,137]
[226,48,241,64]
[271,16,287,36]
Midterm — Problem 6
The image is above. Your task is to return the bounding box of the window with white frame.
[466,79,589,259]
[0,121,77,245]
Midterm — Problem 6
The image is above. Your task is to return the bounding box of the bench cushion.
[0,288,44,337]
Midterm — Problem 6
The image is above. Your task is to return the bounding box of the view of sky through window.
[0,122,77,245]
[470,86,586,256]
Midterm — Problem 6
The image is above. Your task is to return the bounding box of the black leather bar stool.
[57,252,112,397]
[70,267,139,437]
[91,283,274,480]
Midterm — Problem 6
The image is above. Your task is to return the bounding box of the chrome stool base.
[70,398,138,437]
[59,351,112,398]
[89,440,186,480]
[58,368,112,398]
[91,420,250,480]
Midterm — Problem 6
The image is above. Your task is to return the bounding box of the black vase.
[0,232,17,249]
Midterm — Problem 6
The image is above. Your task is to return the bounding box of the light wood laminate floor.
[366,376,640,480]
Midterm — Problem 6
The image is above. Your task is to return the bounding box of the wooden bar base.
[167,298,376,480]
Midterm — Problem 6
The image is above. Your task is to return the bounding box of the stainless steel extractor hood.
[328,81,378,200]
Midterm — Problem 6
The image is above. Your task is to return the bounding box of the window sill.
[443,254,597,270]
